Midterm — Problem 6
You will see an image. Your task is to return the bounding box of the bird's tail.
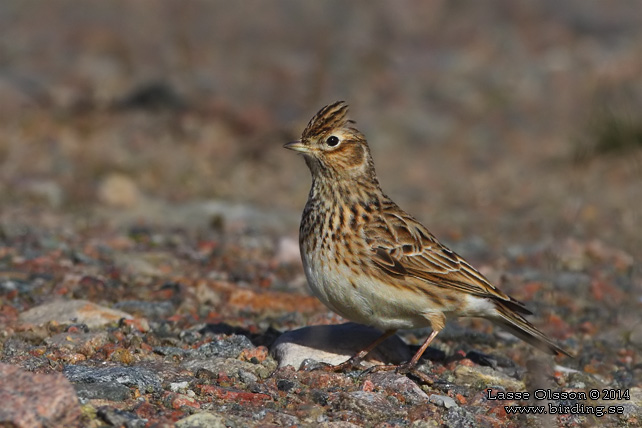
[491,304,572,357]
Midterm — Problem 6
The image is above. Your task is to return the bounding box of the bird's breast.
[298,222,435,330]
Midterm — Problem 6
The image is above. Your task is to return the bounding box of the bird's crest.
[302,101,354,140]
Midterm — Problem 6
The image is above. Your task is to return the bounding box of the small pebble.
[429,394,458,409]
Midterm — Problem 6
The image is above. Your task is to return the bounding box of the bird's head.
[284,101,376,182]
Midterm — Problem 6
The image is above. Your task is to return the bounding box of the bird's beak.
[283,140,309,153]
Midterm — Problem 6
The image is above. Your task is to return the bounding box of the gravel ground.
[1,1,641,427]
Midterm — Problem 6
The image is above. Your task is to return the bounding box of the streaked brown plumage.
[285,101,570,372]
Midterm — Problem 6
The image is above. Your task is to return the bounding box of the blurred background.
[1,4,641,423]
[1,0,641,258]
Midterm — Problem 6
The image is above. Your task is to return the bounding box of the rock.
[169,381,191,393]
[237,369,258,385]
[97,173,141,208]
[114,300,175,319]
[367,372,429,404]
[629,325,642,350]
[271,323,411,368]
[619,402,642,423]
[618,387,642,421]
[189,334,255,359]
[630,387,642,406]
[23,179,65,208]
[411,420,440,428]
[251,410,301,426]
[111,253,164,277]
[182,357,274,380]
[175,412,227,428]
[277,378,297,392]
[18,299,133,329]
[227,288,322,315]
[45,331,110,355]
[194,281,223,305]
[276,237,300,264]
[338,391,405,421]
[175,411,263,428]
[96,407,146,428]
[163,392,200,410]
[454,364,525,391]
[63,364,163,394]
[0,277,38,295]
[74,382,132,401]
[429,394,458,409]
[0,362,82,427]
[443,406,478,428]
[317,423,362,428]
[153,346,189,359]
[1,337,33,360]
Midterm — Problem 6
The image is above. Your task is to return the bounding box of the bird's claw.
[329,357,365,372]
[300,357,365,373]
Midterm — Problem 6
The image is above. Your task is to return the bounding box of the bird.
[284,101,571,374]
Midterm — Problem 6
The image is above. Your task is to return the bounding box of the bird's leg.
[395,329,441,385]
[396,328,440,373]
[364,313,446,385]
[399,312,445,375]
[365,329,440,372]
[328,329,397,372]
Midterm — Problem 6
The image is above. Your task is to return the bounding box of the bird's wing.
[365,208,531,315]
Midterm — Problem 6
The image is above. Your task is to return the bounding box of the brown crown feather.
[302,101,354,141]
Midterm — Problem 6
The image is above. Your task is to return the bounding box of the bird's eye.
[326,136,340,147]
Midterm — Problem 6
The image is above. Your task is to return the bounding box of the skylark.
[285,101,570,372]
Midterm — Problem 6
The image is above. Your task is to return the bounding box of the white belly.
[301,249,436,331]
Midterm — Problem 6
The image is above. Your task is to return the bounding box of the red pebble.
[199,385,271,403]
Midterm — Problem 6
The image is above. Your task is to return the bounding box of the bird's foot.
[394,361,417,375]
[328,357,366,372]
[360,360,414,375]
[359,363,396,376]
[300,357,365,373]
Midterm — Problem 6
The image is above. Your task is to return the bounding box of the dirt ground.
[1,1,641,427]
